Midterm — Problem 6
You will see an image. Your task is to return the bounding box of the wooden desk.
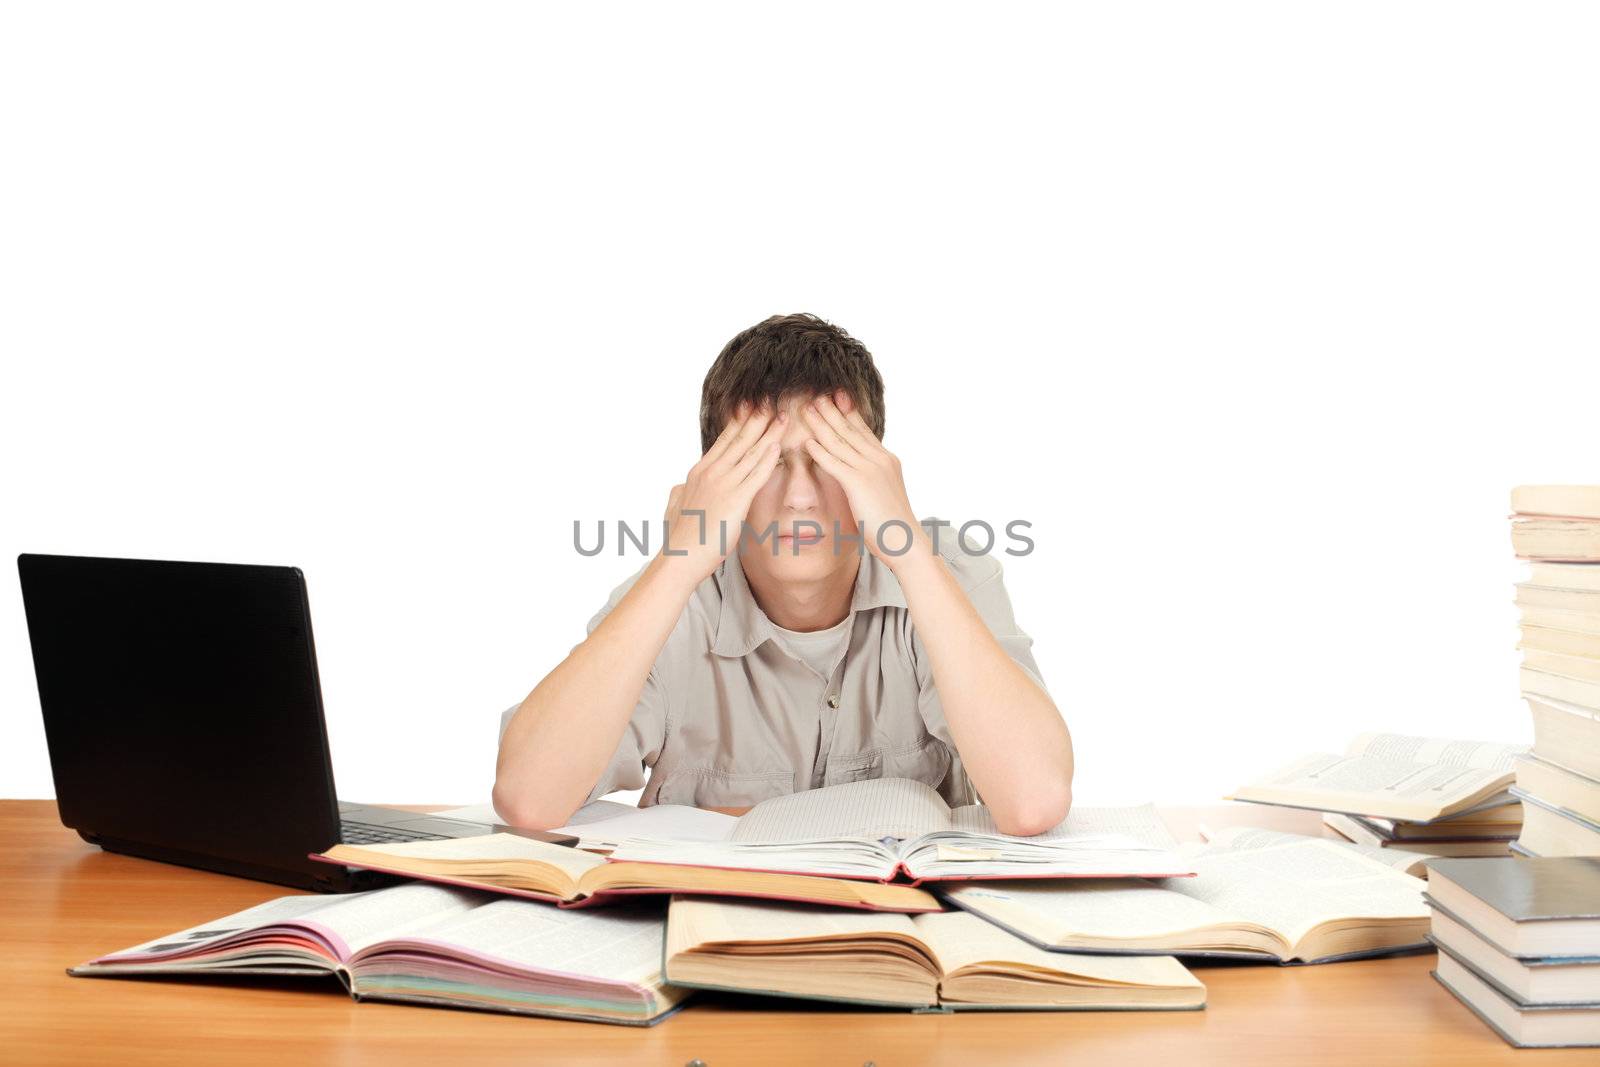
[1,799,1580,1066]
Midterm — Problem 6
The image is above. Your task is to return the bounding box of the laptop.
[17,553,574,892]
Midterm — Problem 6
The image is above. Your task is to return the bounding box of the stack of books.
[1228,731,1525,864]
[1510,485,1600,858]
[1425,856,1600,1048]
[1322,803,1522,860]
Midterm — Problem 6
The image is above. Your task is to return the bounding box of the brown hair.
[699,313,885,453]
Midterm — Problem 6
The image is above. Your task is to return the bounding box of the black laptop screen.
[17,554,344,876]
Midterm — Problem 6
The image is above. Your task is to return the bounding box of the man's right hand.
[660,400,786,582]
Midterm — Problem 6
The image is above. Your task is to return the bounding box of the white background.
[3,3,1597,808]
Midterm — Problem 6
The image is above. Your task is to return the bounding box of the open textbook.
[314,832,939,913]
[1203,824,1434,878]
[68,882,687,1025]
[603,778,1194,884]
[663,896,1205,1012]
[1228,733,1527,822]
[940,826,1431,963]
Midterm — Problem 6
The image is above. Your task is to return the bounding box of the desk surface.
[2,799,1583,1067]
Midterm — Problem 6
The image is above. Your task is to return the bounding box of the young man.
[493,314,1073,834]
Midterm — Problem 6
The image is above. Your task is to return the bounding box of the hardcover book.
[662,896,1205,1012]
[69,882,688,1025]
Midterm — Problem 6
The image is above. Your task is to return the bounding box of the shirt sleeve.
[498,561,670,807]
[911,550,1049,800]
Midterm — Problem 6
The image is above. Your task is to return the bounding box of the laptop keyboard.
[339,820,451,845]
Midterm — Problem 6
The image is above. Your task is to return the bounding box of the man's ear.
[835,389,855,414]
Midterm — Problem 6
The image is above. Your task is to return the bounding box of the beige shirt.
[499,518,1049,809]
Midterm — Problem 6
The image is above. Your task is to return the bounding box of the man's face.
[737,392,861,583]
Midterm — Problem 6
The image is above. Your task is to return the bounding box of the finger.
[701,400,753,465]
[736,435,783,495]
[802,436,854,483]
[732,409,787,482]
[800,400,864,464]
[713,402,775,471]
[813,392,877,454]
[832,390,882,449]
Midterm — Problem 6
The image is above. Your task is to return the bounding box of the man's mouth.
[777,530,826,546]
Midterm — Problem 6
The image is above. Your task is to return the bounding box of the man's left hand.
[800,389,930,568]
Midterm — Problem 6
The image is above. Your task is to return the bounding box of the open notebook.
[940,826,1431,964]
[313,832,940,913]
[604,778,1193,884]
[69,882,687,1025]
[663,896,1205,1012]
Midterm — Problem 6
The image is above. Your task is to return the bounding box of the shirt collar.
[711,547,907,658]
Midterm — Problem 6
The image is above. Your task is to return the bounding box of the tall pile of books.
[1510,485,1600,857]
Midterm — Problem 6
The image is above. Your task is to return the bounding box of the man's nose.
[783,458,820,510]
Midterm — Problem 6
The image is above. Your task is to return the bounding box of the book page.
[1346,733,1528,771]
[552,805,737,849]
[913,909,1198,987]
[329,832,607,883]
[95,884,483,964]
[553,799,653,828]
[91,893,344,962]
[941,879,1239,947]
[1208,825,1428,875]
[946,803,1180,849]
[384,898,668,988]
[435,798,642,829]
[906,804,1188,879]
[604,836,900,879]
[1161,839,1426,953]
[728,777,951,843]
[905,826,1187,875]
[296,882,486,954]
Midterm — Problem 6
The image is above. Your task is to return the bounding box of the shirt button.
[826,694,840,709]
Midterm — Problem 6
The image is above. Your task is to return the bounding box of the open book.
[1228,733,1527,822]
[663,896,1204,1012]
[68,882,687,1025]
[313,832,939,913]
[940,826,1430,963]
[604,778,1193,884]
[1203,824,1435,878]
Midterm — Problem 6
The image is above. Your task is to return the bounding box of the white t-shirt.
[769,612,853,681]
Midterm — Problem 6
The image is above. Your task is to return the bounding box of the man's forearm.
[889,538,1074,835]
[493,552,700,828]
